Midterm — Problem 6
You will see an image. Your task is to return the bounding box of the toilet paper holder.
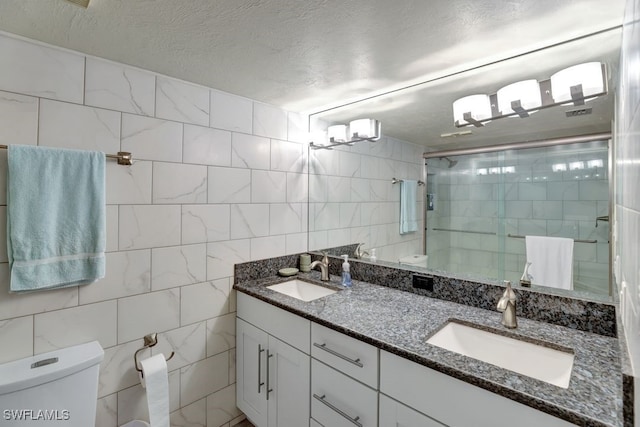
[134,333,175,377]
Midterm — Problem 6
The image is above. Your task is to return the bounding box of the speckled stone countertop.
[234,272,623,427]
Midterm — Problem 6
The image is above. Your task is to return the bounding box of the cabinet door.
[267,335,310,427]
[237,318,269,427]
[379,393,445,427]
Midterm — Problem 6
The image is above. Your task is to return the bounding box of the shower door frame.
[422,132,613,295]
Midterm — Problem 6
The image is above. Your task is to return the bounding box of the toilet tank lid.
[0,341,104,395]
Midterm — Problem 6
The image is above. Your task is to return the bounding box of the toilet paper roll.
[139,355,170,427]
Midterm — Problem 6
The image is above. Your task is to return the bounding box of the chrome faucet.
[310,253,330,281]
[354,243,369,259]
[496,280,517,328]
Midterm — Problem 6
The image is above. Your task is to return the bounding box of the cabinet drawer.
[380,351,577,427]
[379,393,445,427]
[237,292,310,354]
[311,359,377,427]
[311,322,378,388]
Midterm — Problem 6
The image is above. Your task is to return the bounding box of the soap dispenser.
[341,255,352,287]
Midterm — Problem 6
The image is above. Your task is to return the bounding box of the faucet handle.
[502,280,516,301]
[321,251,329,265]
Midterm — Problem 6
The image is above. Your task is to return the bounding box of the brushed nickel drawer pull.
[266,350,274,400]
[313,393,362,427]
[258,345,265,394]
[313,342,363,368]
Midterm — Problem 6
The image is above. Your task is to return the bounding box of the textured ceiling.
[0,0,626,113]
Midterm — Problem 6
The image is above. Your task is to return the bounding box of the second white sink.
[267,280,337,302]
[427,321,575,388]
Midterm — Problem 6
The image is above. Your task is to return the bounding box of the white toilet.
[399,254,429,268]
[0,341,104,427]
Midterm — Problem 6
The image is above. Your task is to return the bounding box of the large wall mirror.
[307,28,621,299]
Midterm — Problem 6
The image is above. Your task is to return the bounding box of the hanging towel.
[525,235,574,290]
[400,180,418,234]
[7,145,106,292]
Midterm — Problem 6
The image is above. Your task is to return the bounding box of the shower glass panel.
[425,140,609,295]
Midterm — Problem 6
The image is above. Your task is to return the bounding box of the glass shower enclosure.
[424,139,610,296]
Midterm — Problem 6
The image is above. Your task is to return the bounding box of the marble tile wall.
[308,121,425,263]
[615,0,640,422]
[0,31,308,427]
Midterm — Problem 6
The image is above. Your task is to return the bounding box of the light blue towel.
[400,179,418,234]
[7,145,106,292]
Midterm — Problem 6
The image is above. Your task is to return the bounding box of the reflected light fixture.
[311,119,381,150]
[453,94,492,127]
[453,62,607,128]
[550,62,605,105]
[497,80,542,118]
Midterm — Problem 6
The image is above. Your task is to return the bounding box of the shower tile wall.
[0,32,308,427]
[427,142,609,294]
[308,130,424,262]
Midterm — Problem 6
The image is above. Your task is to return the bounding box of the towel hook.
[134,333,175,377]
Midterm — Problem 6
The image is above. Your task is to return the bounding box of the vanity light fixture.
[310,118,381,150]
[453,62,607,128]
[550,62,605,105]
[453,94,492,127]
[497,80,542,118]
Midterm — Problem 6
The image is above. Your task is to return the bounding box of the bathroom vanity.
[234,264,624,427]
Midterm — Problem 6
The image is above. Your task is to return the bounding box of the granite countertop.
[234,272,623,427]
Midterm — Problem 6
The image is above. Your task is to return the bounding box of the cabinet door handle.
[313,342,363,368]
[266,350,274,400]
[313,393,363,427]
[257,344,265,394]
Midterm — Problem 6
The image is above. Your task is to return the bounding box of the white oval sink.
[427,321,575,388]
[267,280,337,302]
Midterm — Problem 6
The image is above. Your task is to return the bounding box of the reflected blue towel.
[7,145,106,292]
[400,180,418,234]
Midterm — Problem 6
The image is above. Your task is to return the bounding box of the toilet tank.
[0,341,104,427]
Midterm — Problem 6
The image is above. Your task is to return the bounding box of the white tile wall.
[253,102,288,140]
[85,58,156,116]
[0,316,32,363]
[119,205,182,250]
[156,77,210,126]
[153,162,208,204]
[117,289,180,343]
[184,124,232,166]
[0,35,84,103]
[121,114,183,162]
[0,91,38,146]
[307,135,424,261]
[210,90,253,133]
[151,244,207,290]
[0,30,309,427]
[39,99,121,152]
[231,133,270,169]
[34,301,117,353]
[617,0,640,418]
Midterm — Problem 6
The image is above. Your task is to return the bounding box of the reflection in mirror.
[308,28,620,299]
[425,140,610,296]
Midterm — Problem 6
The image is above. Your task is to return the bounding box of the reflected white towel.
[525,236,574,290]
[400,180,418,234]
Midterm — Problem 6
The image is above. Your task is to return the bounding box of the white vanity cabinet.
[310,322,379,427]
[236,293,311,427]
[380,350,578,427]
[378,394,446,427]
